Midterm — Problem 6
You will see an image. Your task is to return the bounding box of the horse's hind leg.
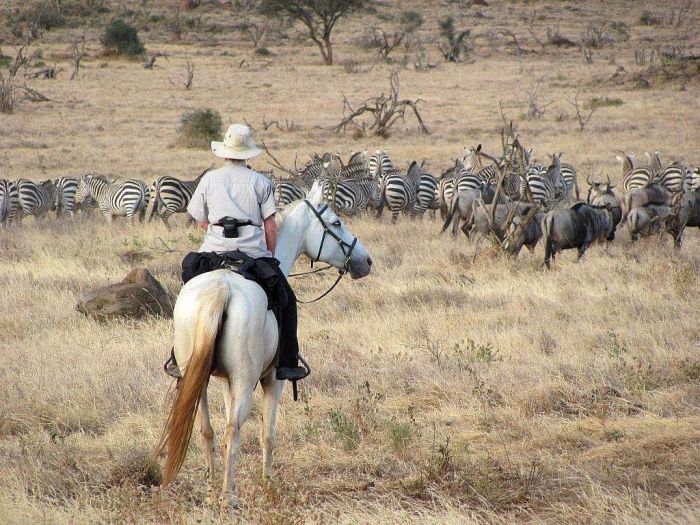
[198,387,217,506]
[220,384,254,511]
[259,374,284,479]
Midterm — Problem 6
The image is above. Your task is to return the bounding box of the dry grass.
[1,0,700,523]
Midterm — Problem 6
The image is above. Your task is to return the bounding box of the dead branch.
[70,35,87,80]
[259,140,295,175]
[566,88,598,131]
[335,72,429,137]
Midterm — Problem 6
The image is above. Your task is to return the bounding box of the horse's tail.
[156,283,228,485]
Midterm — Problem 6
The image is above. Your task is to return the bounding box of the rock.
[77,268,173,320]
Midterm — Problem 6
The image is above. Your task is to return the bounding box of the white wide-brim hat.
[211,123,262,160]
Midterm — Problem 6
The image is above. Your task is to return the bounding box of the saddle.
[181,250,289,314]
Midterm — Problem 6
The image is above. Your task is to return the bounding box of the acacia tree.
[259,0,368,65]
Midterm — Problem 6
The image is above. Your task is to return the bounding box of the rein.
[290,200,358,304]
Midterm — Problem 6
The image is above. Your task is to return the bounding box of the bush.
[177,109,223,148]
[587,96,624,109]
[639,11,661,26]
[19,5,65,31]
[101,20,145,56]
[254,46,273,56]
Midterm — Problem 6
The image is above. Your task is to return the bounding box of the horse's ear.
[307,181,324,204]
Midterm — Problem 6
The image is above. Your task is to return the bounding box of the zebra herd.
[2,146,699,259]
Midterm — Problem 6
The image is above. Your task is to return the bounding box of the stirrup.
[164,350,181,379]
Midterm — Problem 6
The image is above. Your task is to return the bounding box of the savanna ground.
[1,0,699,523]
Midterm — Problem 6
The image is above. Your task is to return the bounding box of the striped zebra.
[686,167,700,191]
[319,176,380,215]
[560,162,579,201]
[377,161,422,222]
[437,162,461,219]
[368,150,394,181]
[0,179,20,226]
[273,179,308,207]
[644,151,663,177]
[523,154,565,207]
[14,179,56,223]
[654,162,687,193]
[414,173,439,218]
[148,168,212,227]
[53,176,81,217]
[75,175,149,223]
[617,153,653,193]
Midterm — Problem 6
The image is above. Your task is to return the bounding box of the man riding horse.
[165,123,309,382]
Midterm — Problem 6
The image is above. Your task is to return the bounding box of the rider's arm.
[264,214,277,255]
[197,221,209,231]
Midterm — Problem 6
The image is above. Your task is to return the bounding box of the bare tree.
[437,16,472,62]
[0,41,49,113]
[70,35,86,80]
[566,89,598,131]
[370,11,423,61]
[335,72,429,137]
[241,18,270,48]
[259,0,368,65]
[516,74,552,120]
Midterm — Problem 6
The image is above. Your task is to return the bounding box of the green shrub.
[587,96,624,109]
[177,109,223,148]
[254,46,273,56]
[329,409,359,450]
[19,5,65,31]
[639,11,661,26]
[101,20,145,56]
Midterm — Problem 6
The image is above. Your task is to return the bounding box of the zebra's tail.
[146,180,160,222]
[440,193,459,234]
[543,212,554,269]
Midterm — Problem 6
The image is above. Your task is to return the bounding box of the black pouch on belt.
[213,216,258,238]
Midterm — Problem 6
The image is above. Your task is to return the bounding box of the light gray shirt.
[187,162,277,258]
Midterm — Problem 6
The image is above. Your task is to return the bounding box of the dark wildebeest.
[441,183,502,237]
[472,200,544,253]
[586,175,622,228]
[621,182,670,225]
[542,202,616,269]
[628,204,671,241]
[666,189,700,248]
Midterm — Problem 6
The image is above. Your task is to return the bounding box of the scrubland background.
[1,1,699,523]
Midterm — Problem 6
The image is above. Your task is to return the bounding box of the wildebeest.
[472,200,543,253]
[586,175,622,227]
[666,189,700,248]
[441,183,501,236]
[628,204,671,241]
[542,202,616,268]
[621,182,670,225]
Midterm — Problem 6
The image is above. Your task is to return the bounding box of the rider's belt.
[212,216,259,239]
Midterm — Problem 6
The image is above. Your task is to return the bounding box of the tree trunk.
[324,37,333,65]
[313,38,331,65]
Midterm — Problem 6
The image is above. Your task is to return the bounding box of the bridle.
[289,200,358,304]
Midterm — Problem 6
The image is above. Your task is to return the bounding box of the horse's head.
[300,182,372,279]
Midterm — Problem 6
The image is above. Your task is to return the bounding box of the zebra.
[53,176,80,217]
[644,150,663,177]
[616,153,653,193]
[560,162,579,201]
[376,161,422,222]
[273,179,308,207]
[319,177,380,215]
[0,179,20,226]
[75,175,149,223]
[523,154,565,207]
[414,173,439,218]
[148,167,212,227]
[654,162,687,193]
[686,167,700,191]
[14,179,55,223]
[368,150,394,181]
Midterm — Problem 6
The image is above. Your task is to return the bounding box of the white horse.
[156,182,372,510]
